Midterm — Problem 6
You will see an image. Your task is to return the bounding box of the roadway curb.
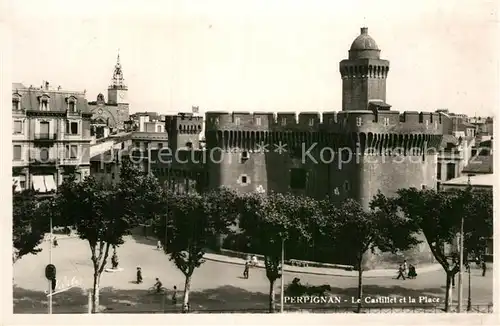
[203,256,418,278]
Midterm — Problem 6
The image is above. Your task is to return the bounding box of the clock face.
[119,92,125,99]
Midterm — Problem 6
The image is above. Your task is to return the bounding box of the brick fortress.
[202,27,443,268]
[136,27,444,268]
[205,27,443,206]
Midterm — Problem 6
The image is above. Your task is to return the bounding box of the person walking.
[403,260,408,277]
[172,286,177,305]
[243,261,249,279]
[482,261,487,277]
[396,264,406,280]
[136,267,143,284]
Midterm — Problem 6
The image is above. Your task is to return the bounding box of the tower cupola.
[349,27,381,60]
[340,27,390,111]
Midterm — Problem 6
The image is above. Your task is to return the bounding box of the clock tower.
[107,53,128,105]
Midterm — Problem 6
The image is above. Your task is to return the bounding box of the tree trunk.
[268,279,276,313]
[356,261,363,313]
[91,272,100,313]
[182,274,192,313]
[444,272,453,312]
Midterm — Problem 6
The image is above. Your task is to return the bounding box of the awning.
[32,175,46,192]
[43,175,57,192]
[12,177,22,192]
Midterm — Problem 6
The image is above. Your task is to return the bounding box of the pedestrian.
[157,240,162,251]
[482,261,487,277]
[243,261,249,279]
[252,255,258,267]
[112,254,119,269]
[403,260,408,276]
[172,286,177,304]
[408,264,417,279]
[396,264,406,280]
[53,236,58,247]
[136,266,143,284]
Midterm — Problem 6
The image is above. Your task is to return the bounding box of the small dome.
[350,27,379,51]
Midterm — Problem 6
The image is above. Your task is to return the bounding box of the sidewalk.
[204,253,442,278]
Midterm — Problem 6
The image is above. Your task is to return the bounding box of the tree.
[331,196,420,313]
[461,188,493,259]
[54,160,163,313]
[154,187,240,312]
[238,192,318,313]
[393,186,493,311]
[12,187,49,264]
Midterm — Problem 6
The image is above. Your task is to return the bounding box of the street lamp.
[466,262,471,311]
[164,164,170,254]
[280,237,285,314]
[458,175,473,313]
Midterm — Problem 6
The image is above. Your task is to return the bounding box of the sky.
[6,0,499,116]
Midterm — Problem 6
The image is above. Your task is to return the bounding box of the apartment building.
[12,82,92,193]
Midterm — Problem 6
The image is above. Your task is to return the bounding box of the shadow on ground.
[13,282,471,314]
[129,232,158,247]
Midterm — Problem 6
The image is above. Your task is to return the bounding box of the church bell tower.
[107,53,128,105]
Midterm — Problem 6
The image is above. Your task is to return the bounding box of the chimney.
[57,85,61,90]
[361,27,368,35]
[45,81,49,90]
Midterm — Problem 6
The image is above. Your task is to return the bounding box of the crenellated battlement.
[165,113,203,134]
[205,110,444,134]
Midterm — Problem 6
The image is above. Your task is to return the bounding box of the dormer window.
[39,95,50,111]
[41,99,48,110]
[12,99,19,111]
[66,96,77,112]
[12,94,21,110]
[255,117,262,126]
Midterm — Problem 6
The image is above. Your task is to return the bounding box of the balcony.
[29,157,57,166]
[34,133,57,141]
[59,158,80,166]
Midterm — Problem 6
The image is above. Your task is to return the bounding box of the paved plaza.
[13,235,493,313]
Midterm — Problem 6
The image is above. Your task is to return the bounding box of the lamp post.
[48,214,53,314]
[164,163,170,254]
[280,237,285,314]
[458,174,472,313]
[457,213,464,312]
[467,263,471,311]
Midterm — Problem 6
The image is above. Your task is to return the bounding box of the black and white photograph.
[4,0,497,323]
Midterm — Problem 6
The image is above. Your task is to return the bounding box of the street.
[13,235,493,313]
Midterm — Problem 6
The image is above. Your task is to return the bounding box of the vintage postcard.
[3,0,498,325]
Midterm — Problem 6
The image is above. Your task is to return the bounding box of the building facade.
[12,82,92,193]
[88,54,130,136]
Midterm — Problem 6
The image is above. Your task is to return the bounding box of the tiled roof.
[462,155,493,174]
[440,134,459,149]
[12,83,90,114]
